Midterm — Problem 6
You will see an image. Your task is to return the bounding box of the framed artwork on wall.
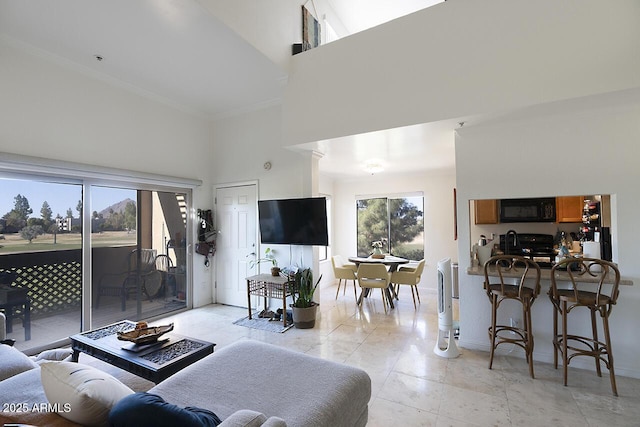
[302,5,320,51]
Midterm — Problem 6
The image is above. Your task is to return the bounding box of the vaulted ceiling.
[0,0,449,178]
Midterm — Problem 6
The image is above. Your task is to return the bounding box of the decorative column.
[299,150,324,303]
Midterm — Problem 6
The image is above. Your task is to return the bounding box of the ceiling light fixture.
[363,160,384,175]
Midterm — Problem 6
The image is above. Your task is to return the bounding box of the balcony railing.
[0,249,81,317]
[2,245,187,351]
[0,245,143,317]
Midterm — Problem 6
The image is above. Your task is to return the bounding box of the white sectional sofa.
[0,339,371,427]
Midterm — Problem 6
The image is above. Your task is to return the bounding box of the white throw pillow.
[40,361,134,427]
[0,344,38,381]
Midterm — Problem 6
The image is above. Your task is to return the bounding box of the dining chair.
[548,257,620,396]
[356,263,392,314]
[484,255,541,378]
[390,259,425,309]
[331,255,358,301]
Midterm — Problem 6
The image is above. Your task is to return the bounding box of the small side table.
[246,274,294,327]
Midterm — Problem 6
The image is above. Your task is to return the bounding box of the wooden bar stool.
[483,255,541,378]
[549,257,620,396]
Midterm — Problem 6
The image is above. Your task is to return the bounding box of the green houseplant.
[249,247,280,276]
[290,267,321,328]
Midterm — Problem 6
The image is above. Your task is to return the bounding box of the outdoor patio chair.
[96,249,157,311]
[0,312,16,346]
[0,270,30,341]
[144,254,173,300]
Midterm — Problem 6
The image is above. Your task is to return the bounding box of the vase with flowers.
[371,240,386,259]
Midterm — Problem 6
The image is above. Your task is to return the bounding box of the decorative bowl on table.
[371,254,386,259]
[117,322,174,345]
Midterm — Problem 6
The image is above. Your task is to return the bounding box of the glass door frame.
[0,153,200,338]
[82,180,194,331]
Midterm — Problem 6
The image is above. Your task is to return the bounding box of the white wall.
[211,105,307,198]
[317,174,335,289]
[283,0,640,146]
[332,169,457,291]
[210,105,318,297]
[455,97,640,378]
[209,107,458,300]
[199,0,349,72]
[0,40,215,307]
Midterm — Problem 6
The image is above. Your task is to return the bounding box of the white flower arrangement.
[371,239,387,258]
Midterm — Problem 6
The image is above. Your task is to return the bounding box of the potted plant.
[249,247,280,276]
[290,267,321,329]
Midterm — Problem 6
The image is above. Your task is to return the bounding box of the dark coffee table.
[70,320,215,383]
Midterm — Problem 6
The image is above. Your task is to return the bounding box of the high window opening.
[323,18,340,44]
[356,194,424,260]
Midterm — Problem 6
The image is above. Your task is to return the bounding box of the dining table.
[348,255,410,309]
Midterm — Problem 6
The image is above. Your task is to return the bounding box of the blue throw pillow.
[109,392,221,427]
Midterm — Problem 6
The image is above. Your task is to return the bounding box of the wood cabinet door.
[475,199,499,224]
[556,196,583,223]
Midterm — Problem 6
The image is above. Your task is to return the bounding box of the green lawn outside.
[393,242,425,261]
[397,243,423,251]
[0,230,136,254]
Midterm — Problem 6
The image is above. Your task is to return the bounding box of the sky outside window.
[0,178,135,219]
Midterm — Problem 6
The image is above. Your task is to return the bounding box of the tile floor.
[155,283,640,427]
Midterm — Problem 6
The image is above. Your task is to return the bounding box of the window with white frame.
[356,193,424,260]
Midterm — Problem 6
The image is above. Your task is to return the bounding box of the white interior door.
[215,184,257,307]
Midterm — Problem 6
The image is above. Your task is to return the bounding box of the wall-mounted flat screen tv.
[258,197,328,246]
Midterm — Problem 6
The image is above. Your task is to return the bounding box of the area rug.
[233,314,294,333]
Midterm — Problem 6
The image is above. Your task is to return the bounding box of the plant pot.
[291,302,318,329]
[271,267,281,276]
[372,248,385,259]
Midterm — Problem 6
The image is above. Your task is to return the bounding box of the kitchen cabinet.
[475,199,499,224]
[556,196,583,223]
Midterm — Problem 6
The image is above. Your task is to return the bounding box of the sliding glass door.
[91,187,188,328]
[0,174,191,352]
[0,177,83,349]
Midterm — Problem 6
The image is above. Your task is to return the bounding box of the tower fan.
[434,258,460,358]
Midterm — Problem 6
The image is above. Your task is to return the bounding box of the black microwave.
[499,198,556,223]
